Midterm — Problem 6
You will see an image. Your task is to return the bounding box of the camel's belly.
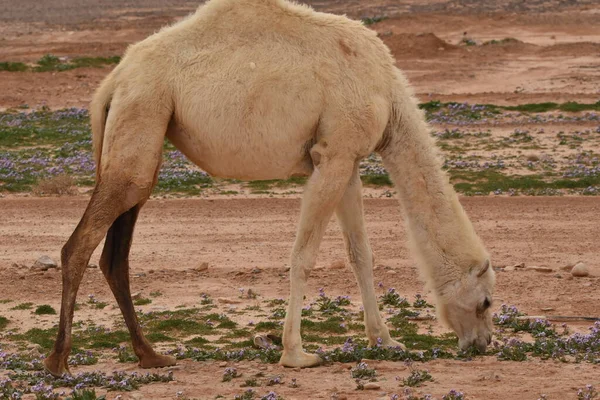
[166,121,315,181]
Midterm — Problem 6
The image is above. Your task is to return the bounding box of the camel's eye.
[482,298,491,310]
[477,298,492,316]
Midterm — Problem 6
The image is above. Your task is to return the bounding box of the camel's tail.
[90,76,116,182]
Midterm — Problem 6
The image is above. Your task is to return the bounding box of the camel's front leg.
[335,170,405,349]
[279,151,354,368]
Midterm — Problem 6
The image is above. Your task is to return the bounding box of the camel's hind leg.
[43,101,170,377]
[335,169,405,349]
[279,145,355,368]
[98,203,176,369]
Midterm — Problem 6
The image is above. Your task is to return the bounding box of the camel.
[43,0,495,377]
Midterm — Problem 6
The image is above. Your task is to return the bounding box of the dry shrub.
[32,174,77,196]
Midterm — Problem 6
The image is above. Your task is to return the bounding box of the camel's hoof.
[139,353,177,369]
[43,354,71,378]
[279,350,322,368]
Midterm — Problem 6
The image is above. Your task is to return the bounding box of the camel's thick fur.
[44,0,495,376]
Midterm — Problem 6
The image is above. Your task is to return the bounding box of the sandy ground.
[1,196,600,399]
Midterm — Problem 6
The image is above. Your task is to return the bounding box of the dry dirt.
[1,196,600,399]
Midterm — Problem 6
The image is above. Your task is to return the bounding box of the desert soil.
[1,197,600,399]
[1,0,600,399]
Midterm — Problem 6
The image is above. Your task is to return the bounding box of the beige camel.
[43,0,495,376]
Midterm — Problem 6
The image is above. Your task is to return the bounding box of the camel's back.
[118,0,396,95]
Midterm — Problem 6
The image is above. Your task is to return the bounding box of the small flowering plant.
[400,360,433,387]
[578,384,598,400]
[380,288,410,308]
[350,361,377,380]
[222,367,240,382]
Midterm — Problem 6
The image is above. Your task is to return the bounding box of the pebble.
[87,263,98,269]
[219,361,228,367]
[363,382,381,390]
[571,262,589,277]
[196,262,209,272]
[526,266,554,273]
[32,255,57,271]
[218,297,242,304]
[330,260,346,270]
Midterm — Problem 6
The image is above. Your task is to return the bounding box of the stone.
[219,361,228,367]
[571,262,589,277]
[196,262,209,272]
[561,264,575,272]
[504,265,516,272]
[513,262,526,269]
[363,382,381,390]
[218,297,242,304]
[330,260,346,270]
[526,266,553,273]
[87,263,98,269]
[32,255,57,271]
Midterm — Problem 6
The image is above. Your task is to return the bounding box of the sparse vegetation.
[34,304,57,315]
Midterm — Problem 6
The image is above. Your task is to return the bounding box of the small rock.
[196,262,209,272]
[526,266,553,273]
[219,361,228,367]
[218,298,242,304]
[514,262,526,269]
[330,260,345,270]
[571,262,589,277]
[135,272,147,278]
[541,307,555,312]
[87,263,98,269]
[504,265,516,272]
[131,393,143,400]
[132,292,143,300]
[363,382,381,390]
[32,255,57,271]
[554,274,562,279]
[387,270,397,275]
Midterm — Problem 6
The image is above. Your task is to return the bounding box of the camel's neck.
[379,98,488,289]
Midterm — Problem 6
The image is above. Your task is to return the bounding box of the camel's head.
[435,259,495,353]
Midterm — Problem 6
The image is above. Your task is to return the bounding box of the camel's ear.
[473,259,490,278]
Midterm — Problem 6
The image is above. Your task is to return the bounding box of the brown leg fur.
[99,204,176,368]
[43,185,133,376]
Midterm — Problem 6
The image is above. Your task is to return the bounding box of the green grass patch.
[361,16,387,25]
[133,297,152,306]
[254,321,280,331]
[301,317,347,334]
[450,170,600,194]
[0,62,28,72]
[0,299,13,304]
[11,302,34,310]
[0,316,8,330]
[34,305,57,315]
[14,327,57,350]
[145,332,176,343]
[361,173,392,186]
[31,54,121,72]
[185,336,210,346]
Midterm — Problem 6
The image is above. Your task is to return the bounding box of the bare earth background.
[1,0,600,399]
